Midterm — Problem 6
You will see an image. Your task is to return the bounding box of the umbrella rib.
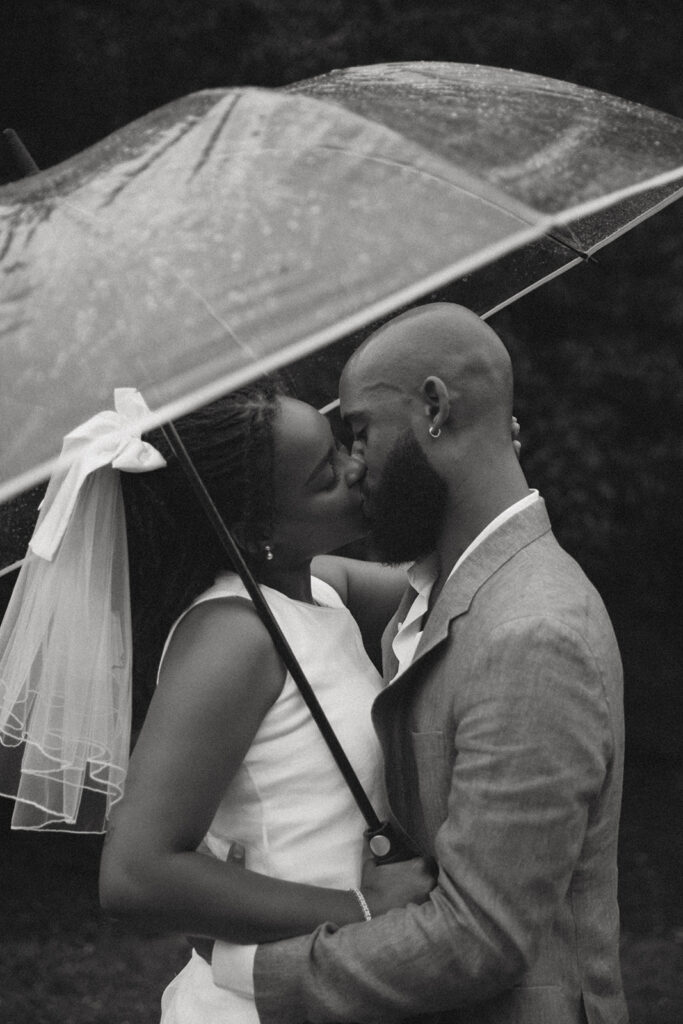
[189,139,539,224]
[576,186,683,256]
[550,166,683,226]
[100,124,201,208]
[480,257,585,321]
[156,259,260,360]
[311,143,540,224]
[547,231,593,262]
[190,94,242,179]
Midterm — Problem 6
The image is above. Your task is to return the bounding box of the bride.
[0,379,435,1024]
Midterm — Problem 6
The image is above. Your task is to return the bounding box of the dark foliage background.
[0,1,681,1022]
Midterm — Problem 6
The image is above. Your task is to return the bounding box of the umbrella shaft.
[160,422,383,832]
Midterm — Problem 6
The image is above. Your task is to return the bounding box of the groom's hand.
[187,841,246,962]
[361,854,437,917]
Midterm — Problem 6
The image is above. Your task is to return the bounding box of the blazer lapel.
[380,498,553,692]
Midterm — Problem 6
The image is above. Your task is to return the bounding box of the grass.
[1,758,681,1024]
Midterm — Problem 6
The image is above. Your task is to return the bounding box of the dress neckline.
[214,572,344,611]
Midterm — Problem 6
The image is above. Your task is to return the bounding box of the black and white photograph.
[1,3,681,1022]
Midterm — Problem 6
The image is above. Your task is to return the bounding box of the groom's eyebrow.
[341,408,362,427]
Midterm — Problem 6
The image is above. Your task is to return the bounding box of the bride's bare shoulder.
[160,596,286,707]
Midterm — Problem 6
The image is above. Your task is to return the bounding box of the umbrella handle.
[365,820,418,864]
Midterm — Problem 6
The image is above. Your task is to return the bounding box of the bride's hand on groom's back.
[361,855,437,916]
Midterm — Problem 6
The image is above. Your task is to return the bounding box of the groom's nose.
[344,453,366,487]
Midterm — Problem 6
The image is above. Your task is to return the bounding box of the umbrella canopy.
[2,61,683,502]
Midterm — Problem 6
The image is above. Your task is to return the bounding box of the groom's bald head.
[338,304,519,563]
[341,302,514,438]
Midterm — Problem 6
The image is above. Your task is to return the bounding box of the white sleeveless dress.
[158,572,386,1024]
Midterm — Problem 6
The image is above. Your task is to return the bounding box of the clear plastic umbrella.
[1,61,683,503]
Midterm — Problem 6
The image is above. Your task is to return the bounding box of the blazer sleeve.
[253,615,615,1023]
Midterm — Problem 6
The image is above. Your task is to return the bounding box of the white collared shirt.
[391,490,540,679]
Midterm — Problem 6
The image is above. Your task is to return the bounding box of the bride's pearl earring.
[264,544,274,562]
[429,424,441,439]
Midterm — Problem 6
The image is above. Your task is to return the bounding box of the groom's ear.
[421,375,451,432]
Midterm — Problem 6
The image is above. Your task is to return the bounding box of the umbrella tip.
[1,128,39,181]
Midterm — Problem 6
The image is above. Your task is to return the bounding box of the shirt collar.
[406,490,540,591]
[406,551,439,597]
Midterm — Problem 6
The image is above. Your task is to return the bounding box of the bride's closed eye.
[322,452,340,490]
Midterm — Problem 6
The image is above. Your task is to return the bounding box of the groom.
[235,304,628,1022]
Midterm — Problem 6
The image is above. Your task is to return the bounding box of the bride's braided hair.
[121,377,286,734]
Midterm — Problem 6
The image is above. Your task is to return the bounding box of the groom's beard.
[365,430,448,565]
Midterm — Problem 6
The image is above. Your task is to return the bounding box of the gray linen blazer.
[254,500,629,1024]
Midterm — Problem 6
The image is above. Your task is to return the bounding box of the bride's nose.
[344,452,366,487]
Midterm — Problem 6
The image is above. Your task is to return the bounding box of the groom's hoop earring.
[429,424,441,439]
[264,544,274,562]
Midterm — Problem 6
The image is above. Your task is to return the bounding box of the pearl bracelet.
[349,887,372,921]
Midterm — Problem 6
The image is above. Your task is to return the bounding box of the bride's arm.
[99,597,431,945]
[312,555,409,669]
